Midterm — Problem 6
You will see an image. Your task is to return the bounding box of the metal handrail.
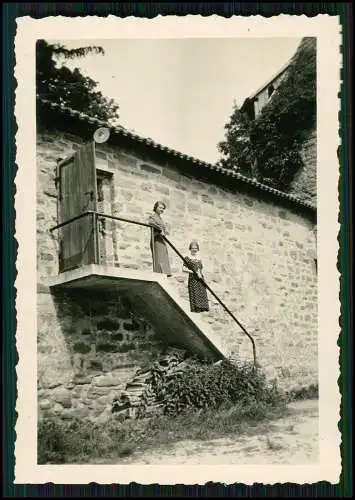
[50,210,257,367]
[50,210,152,232]
[162,234,257,368]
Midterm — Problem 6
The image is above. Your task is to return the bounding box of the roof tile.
[37,97,316,213]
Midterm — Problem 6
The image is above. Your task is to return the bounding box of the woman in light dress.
[147,201,172,277]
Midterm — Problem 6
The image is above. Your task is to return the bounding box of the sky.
[51,38,301,164]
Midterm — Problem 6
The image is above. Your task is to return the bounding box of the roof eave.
[36,97,317,217]
[239,60,292,111]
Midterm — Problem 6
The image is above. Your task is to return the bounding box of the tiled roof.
[37,97,316,213]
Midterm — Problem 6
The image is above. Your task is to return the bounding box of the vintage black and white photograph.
[14,15,341,485]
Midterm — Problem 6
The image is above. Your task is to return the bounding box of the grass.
[139,401,289,445]
[37,356,319,465]
[38,399,290,465]
[265,435,285,451]
[285,384,318,401]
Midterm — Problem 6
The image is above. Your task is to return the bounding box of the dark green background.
[2,2,352,497]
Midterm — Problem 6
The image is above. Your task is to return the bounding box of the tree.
[217,37,316,191]
[36,40,119,124]
[217,105,256,177]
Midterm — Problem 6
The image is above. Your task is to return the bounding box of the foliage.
[36,40,119,124]
[217,37,316,190]
[37,359,289,464]
[37,389,288,465]
[37,418,67,464]
[38,361,317,464]
[37,416,137,464]
[217,107,255,177]
[150,358,287,417]
[286,383,318,401]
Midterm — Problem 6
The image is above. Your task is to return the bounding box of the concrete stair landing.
[46,264,228,361]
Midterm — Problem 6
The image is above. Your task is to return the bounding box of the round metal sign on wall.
[93,127,110,144]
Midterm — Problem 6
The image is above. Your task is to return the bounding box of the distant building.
[239,60,291,121]
[239,38,317,205]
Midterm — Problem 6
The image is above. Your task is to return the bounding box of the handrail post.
[93,211,99,265]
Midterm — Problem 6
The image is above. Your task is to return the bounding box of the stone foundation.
[37,286,167,422]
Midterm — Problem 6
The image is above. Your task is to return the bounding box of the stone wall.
[254,68,289,118]
[37,126,318,418]
[289,128,317,205]
[37,285,165,422]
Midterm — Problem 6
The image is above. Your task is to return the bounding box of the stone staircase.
[47,265,257,421]
[47,264,229,361]
[162,274,251,362]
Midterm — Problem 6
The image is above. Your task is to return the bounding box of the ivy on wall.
[218,37,316,191]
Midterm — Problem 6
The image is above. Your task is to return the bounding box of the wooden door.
[57,142,98,272]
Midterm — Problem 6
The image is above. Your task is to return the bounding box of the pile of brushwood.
[112,348,287,420]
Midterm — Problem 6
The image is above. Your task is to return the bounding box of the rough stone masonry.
[36,116,317,423]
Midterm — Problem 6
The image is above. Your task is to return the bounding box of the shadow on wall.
[37,288,167,394]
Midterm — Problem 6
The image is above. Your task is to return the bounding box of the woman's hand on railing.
[182,264,194,274]
[151,224,165,235]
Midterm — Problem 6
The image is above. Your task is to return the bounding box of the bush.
[37,418,67,464]
[37,362,289,464]
[37,416,139,464]
[151,359,287,417]
[286,383,319,401]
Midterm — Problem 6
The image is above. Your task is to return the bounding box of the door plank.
[58,142,98,272]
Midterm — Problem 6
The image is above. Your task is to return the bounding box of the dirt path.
[118,399,319,465]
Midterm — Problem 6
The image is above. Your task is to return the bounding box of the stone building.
[36,97,317,422]
[239,61,291,121]
[239,37,317,205]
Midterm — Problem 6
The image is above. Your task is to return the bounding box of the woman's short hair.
[189,240,200,251]
[153,201,166,212]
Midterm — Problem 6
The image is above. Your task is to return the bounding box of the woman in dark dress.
[182,241,209,312]
[147,201,172,277]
